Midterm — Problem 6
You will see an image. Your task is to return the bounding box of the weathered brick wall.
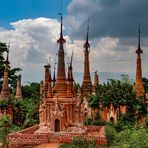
[59,134,107,145]
[18,125,39,134]
[86,125,102,132]
[58,126,107,145]
[7,125,107,147]
[7,133,49,148]
[7,125,43,148]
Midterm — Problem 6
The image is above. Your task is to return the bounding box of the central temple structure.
[36,15,86,133]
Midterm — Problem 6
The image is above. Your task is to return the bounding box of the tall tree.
[22,82,40,99]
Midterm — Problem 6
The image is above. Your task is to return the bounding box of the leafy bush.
[59,137,98,148]
[105,126,116,146]
[0,115,12,147]
[88,75,147,127]
[105,125,148,147]
[84,113,106,126]
[0,99,8,108]
[22,98,39,128]
[12,97,39,128]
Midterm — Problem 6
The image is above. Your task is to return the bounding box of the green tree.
[22,98,39,128]
[13,98,25,126]
[142,77,148,93]
[22,82,40,99]
[105,125,148,147]
[89,75,147,127]
[74,82,80,94]
[0,115,12,148]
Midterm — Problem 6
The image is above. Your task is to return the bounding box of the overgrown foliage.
[105,125,148,147]
[0,95,39,130]
[74,82,80,94]
[22,97,39,128]
[87,75,147,127]
[22,82,40,99]
[59,137,98,148]
[0,115,12,147]
[96,75,135,107]
[12,84,40,129]
[84,113,106,126]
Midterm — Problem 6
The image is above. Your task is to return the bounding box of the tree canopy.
[88,75,147,127]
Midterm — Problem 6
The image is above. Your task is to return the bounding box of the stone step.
[49,138,60,143]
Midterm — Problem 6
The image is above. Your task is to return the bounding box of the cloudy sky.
[0,0,148,84]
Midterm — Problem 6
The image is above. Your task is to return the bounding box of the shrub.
[105,125,148,147]
[59,137,98,148]
[0,115,12,147]
[105,126,116,146]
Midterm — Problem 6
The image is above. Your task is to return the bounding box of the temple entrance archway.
[55,119,60,132]
[110,117,114,123]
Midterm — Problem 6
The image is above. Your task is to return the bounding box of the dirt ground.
[34,143,61,148]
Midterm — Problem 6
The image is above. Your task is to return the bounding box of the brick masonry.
[7,125,107,148]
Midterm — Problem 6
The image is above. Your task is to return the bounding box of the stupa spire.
[15,75,23,99]
[67,52,74,97]
[134,25,144,97]
[94,71,99,87]
[81,22,92,94]
[57,1,66,44]
[84,23,90,48]
[136,25,143,54]
[53,5,67,97]
[44,63,51,93]
[57,15,66,44]
[67,52,74,82]
[52,63,56,86]
[0,44,10,100]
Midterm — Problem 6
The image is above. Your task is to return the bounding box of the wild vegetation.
[86,75,148,147]
[86,75,147,128]
[105,125,148,147]
[59,137,98,148]
[0,115,12,147]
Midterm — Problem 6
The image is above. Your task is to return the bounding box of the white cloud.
[0,16,148,84]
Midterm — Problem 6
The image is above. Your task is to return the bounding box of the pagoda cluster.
[0,14,147,132]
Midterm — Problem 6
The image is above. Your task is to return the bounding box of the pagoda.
[81,24,92,94]
[36,14,85,133]
[0,45,13,118]
[134,27,145,97]
[0,48,10,100]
